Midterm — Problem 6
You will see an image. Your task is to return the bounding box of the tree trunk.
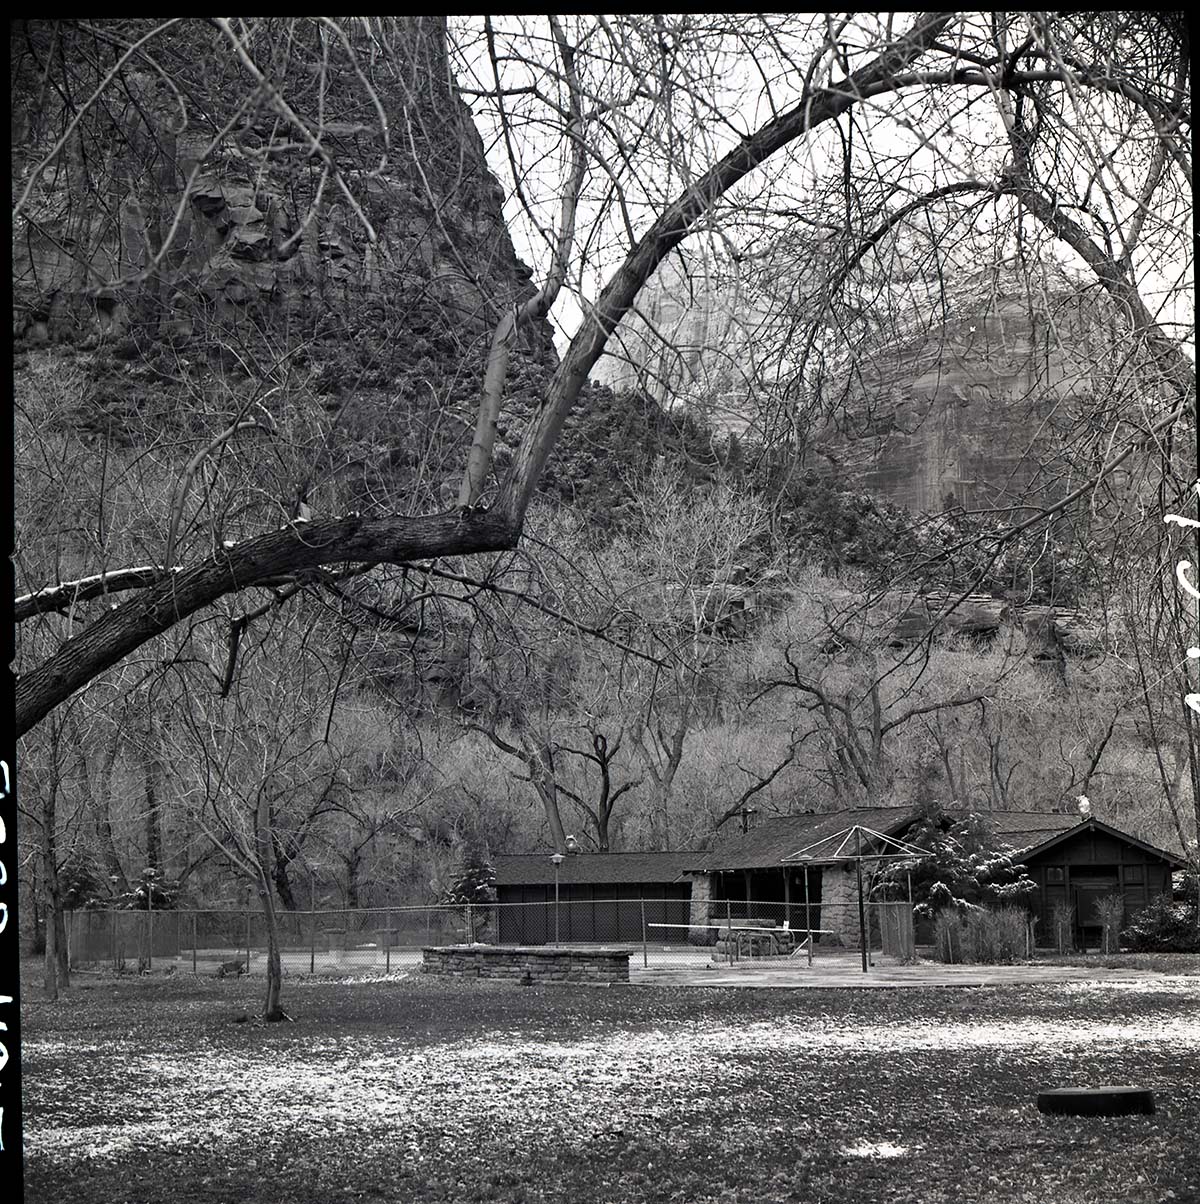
[17,510,518,737]
[43,915,58,1001]
[534,767,569,856]
[55,906,70,986]
[86,722,129,893]
[41,776,67,998]
[272,848,299,910]
[259,874,285,1022]
[144,710,163,874]
[255,793,287,1021]
[345,848,363,910]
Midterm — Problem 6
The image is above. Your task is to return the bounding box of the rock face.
[596,256,1126,521]
[814,283,1115,516]
[12,19,547,356]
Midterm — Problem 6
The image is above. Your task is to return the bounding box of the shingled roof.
[684,807,1177,872]
[494,811,1187,884]
[493,851,700,887]
[688,807,922,872]
[1015,817,1188,866]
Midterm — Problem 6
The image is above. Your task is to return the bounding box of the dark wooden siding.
[496,882,691,945]
[1026,828,1176,944]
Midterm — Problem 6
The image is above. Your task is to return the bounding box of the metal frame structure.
[782,825,926,972]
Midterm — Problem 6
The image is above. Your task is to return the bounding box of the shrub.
[932,907,1029,964]
[113,869,178,911]
[58,854,108,910]
[1051,900,1075,953]
[1120,894,1200,953]
[933,910,964,964]
[439,848,496,943]
[1092,894,1124,954]
[876,808,1037,920]
[964,907,1028,963]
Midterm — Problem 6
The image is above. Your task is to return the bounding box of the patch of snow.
[842,1141,910,1159]
[22,998,1200,1166]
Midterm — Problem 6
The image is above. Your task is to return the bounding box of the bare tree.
[17,13,1192,743]
[167,613,356,1020]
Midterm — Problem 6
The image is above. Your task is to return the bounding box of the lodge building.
[493,808,1186,948]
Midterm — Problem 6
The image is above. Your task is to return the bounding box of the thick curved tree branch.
[497,11,953,521]
[17,567,181,622]
[458,17,589,509]
[16,508,514,736]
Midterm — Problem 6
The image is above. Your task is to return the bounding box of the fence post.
[309,909,316,974]
[727,898,733,965]
[640,898,648,968]
[386,909,392,973]
[245,909,251,973]
[192,913,198,975]
[467,901,474,945]
[425,906,432,949]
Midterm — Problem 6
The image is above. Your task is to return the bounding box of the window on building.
[1046,867,1065,884]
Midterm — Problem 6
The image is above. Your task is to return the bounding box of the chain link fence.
[65,897,916,976]
[641,898,915,966]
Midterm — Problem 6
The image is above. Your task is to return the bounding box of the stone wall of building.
[422,945,630,983]
[686,872,716,945]
[818,864,866,948]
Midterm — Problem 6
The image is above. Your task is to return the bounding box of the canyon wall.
[12,18,549,360]
[814,283,1119,516]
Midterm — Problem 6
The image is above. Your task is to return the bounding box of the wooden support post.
[855,829,868,973]
[640,898,648,968]
[804,865,813,967]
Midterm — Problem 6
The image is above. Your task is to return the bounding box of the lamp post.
[109,875,120,969]
[306,859,319,973]
[144,866,158,972]
[550,853,564,947]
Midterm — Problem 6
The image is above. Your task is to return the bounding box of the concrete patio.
[628,950,1200,989]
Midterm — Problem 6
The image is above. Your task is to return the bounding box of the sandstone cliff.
[12,18,544,357]
[813,274,1125,516]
